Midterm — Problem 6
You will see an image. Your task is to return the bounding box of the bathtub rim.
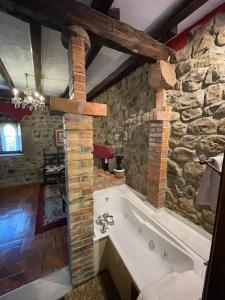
[93,184,211,261]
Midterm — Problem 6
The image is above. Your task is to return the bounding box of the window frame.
[0,121,23,155]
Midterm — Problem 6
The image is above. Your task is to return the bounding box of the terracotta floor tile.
[0,278,11,295]
[0,183,68,296]
[8,271,28,291]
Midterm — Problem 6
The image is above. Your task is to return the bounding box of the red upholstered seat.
[93,144,114,159]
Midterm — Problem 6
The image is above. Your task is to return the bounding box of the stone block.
[178,197,197,214]
[205,84,221,105]
[171,121,188,136]
[181,135,199,150]
[192,35,214,58]
[188,117,217,134]
[173,90,204,111]
[182,68,206,92]
[181,107,202,122]
[218,117,225,133]
[184,162,205,182]
[176,60,192,78]
[198,135,225,154]
[215,103,225,115]
[216,26,225,46]
[173,147,197,163]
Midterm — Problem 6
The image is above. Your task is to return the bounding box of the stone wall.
[0,108,63,188]
[166,13,225,233]
[93,64,154,195]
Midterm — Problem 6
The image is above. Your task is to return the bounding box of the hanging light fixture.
[11,73,45,111]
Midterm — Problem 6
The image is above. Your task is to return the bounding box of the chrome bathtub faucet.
[96,212,114,233]
[100,223,108,234]
[103,212,114,225]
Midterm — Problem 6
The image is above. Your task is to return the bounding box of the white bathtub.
[93,185,211,293]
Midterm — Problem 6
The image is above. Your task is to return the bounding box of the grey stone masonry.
[93,64,154,196]
[0,108,63,188]
[167,12,225,233]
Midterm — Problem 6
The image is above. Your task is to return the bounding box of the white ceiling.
[0,12,36,91]
[42,27,68,96]
[0,0,224,97]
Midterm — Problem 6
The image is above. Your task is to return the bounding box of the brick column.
[146,61,176,208]
[63,26,94,287]
[147,91,171,208]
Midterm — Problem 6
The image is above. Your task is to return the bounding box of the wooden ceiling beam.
[0,0,172,61]
[30,23,42,93]
[0,58,14,89]
[0,89,12,100]
[87,0,115,69]
[87,0,208,101]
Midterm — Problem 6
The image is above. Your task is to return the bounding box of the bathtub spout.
[100,223,108,234]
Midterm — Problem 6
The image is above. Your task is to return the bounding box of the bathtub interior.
[93,186,204,291]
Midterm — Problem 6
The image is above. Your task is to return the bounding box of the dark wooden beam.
[50,96,107,116]
[91,0,114,13]
[87,0,115,69]
[30,23,42,93]
[0,0,172,61]
[0,0,64,31]
[87,0,208,101]
[0,89,12,100]
[0,58,14,89]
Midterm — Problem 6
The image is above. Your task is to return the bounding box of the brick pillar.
[146,61,176,208]
[147,106,171,208]
[63,26,94,287]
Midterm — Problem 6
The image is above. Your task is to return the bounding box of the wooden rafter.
[87,0,208,101]
[30,23,42,93]
[0,0,172,61]
[0,58,14,89]
[0,88,12,100]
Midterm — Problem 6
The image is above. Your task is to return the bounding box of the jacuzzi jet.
[149,240,155,251]
[162,249,168,261]
[96,212,114,233]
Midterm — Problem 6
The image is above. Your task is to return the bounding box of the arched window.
[0,122,22,153]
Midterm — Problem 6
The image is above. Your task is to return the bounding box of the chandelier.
[11,73,45,111]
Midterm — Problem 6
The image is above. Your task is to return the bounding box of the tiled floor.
[0,183,68,296]
[0,267,71,300]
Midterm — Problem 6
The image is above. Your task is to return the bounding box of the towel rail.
[195,158,221,176]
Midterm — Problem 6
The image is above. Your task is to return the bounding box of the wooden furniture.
[93,144,114,171]
[43,149,65,184]
[57,183,67,213]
